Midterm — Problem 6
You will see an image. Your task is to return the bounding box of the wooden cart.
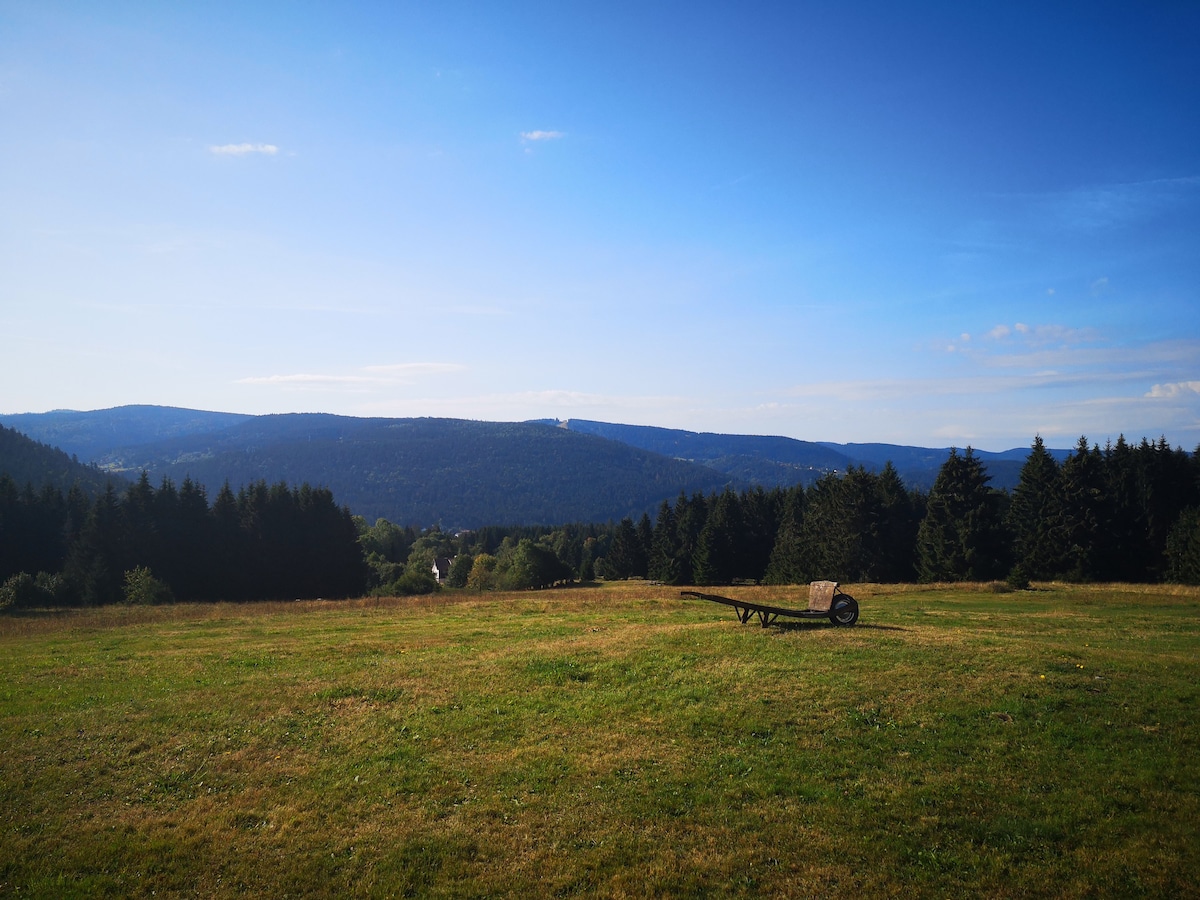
[681,580,859,628]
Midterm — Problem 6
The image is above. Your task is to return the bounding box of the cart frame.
[681,580,859,628]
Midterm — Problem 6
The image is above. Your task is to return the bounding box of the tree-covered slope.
[90,414,737,528]
[824,442,1072,491]
[0,405,252,461]
[557,419,852,487]
[0,424,127,497]
[558,419,1067,492]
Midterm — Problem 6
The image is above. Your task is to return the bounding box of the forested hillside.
[558,419,1064,491]
[554,419,849,486]
[0,425,127,497]
[0,407,1174,534]
[86,415,736,528]
[5,435,1199,613]
[0,405,251,461]
[0,472,365,606]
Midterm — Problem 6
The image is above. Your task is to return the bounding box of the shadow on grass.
[770,621,909,633]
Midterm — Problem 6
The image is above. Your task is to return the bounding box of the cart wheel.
[830,595,859,626]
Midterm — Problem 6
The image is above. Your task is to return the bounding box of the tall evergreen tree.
[692,489,741,585]
[917,448,1008,582]
[1059,437,1106,581]
[673,492,708,585]
[604,517,644,579]
[1006,436,1067,580]
[738,487,781,583]
[1100,436,1142,581]
[648,499,681,584]
[64,483,124,605]
[1165,506,1200,584]
[635,513,653,579]
[794,471,857,582]
[764,486,806,585]
[875,462,919,582]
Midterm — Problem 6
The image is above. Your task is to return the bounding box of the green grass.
[2,582,1198,898]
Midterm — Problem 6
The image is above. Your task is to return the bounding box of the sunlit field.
[2,582,1197,898]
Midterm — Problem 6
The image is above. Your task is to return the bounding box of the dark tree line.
[611,437,1200,586]
[1,473,366,607]
[1006,436,1200,583]
[5,434,1200,609]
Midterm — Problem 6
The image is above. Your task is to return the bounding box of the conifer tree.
[917,448,1008,582]
[1165,507,1200,584]
[764,486,806,584]
[1059,437,1106,580]
[635,513,653,579]
[648,499,681,584]
[1006,436,1067,580]
[738,487,781,583]
[604,517,643,579]
[1101,436,1142,581]
[673,492,708,585]
[795,471,856,582]
[875,462,919,582]
[692,489,741,585]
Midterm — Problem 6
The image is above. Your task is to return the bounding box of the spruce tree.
[739,487,781,583]
[796,471,857,582]
[604,517,643,579]
[1166,507,1200,584]
[635,513,653,579]
[692,489,741,585]
[1101,436,1142,581]
[673,492,708,585]
[1006,436,1067,581]
[917,448,1008,582]
[764,486,806,585]
[648,499,681,584]
[875,462,919,582]
[1060,437,1106,581]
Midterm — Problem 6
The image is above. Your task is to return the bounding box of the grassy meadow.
[1,582,1198,898]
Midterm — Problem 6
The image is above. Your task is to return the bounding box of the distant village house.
[432,557,453,584]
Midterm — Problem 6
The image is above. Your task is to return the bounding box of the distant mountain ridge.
[0,408,736,528]
[554,419,1067,491]
[0,424,128,497]
[0,406,252,462]
[1,405,1066,527]
[551,419,849,487]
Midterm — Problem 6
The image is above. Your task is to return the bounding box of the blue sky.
[2,2,1198,451]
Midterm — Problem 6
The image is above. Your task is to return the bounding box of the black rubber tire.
[830,595,859,626]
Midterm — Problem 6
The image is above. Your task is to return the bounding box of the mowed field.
[1,583,1197,898]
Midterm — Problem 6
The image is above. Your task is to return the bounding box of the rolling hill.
[0,424,129,497]
[556,419,1062,491]
[1,409,736,528]
[1,406,1061,527]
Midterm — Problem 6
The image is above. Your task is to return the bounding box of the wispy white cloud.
[361,363,464,377]
[237,362,463,390]
[976,338,1195,373]
[973,322,1100,355]
[1146,381,1200,399]
[235,373,380,388]
[776,332,1200,448]
[209,143,279,156]
[1036,175,1200,231]
[520,130,565,142]
[503,389,673,408]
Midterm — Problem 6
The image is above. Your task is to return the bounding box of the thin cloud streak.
[209,143,279,156]
[237,363,464,390]
[1147,381,1200,399]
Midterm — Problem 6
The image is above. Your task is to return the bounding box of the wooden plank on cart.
[807,580,838,613]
